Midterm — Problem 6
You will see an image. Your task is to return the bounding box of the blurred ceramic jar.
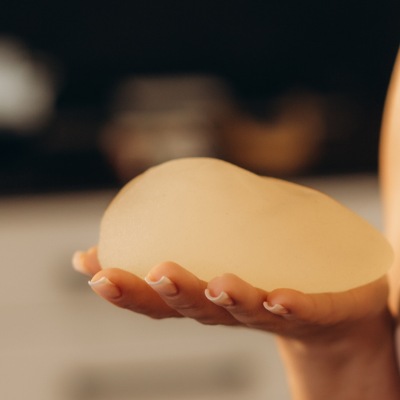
[100,75,233,182]
[220,91,326,177]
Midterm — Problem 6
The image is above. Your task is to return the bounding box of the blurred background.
[0,1,399,193]
[1,2,399,399]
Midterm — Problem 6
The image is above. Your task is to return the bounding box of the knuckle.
[174,301,203,314]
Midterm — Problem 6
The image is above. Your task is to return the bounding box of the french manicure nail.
[89,276,121,299]
[205,289,234,306]
[263,301,289,315]
[145,275,178,296]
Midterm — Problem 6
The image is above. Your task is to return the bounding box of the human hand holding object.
[73,157,392,340]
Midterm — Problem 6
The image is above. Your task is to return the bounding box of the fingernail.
[145,275,178,296]
[263,301,289,315]
[205,289,234,306]
[72,251,86,274]
[89,276,121,299]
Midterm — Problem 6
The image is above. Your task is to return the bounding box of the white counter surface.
[0,173,384,400]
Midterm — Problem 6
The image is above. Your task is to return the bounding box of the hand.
[73,247,400,399]
[72,246,389,342]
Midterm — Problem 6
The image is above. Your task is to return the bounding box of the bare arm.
[380,49,400,314]
[276,297,400,400]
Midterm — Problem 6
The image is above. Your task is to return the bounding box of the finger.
[204,273,389,339]
[206,274,291,332]
[72,246,101,276]
[268,275,389,325]
[89,268,183,319]
[266,288,346,326]
[205,274,354,336]
[145,262,239,326]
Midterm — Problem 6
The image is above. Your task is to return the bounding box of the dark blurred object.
[0,110,117,195]
[2,1,397,103]
[0,136,116,196]
[0,37,116,194]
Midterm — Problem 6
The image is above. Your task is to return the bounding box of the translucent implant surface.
[98,158,393,293]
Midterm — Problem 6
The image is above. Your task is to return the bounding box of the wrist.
[276,309,400,400]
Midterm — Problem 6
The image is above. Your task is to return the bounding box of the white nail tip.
[88,276,113,287]
[204,289,234,306]
[144,275,173,287]
[263,302,289,315]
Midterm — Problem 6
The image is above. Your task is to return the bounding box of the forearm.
[276,310,400,400]
[379,48,400,314]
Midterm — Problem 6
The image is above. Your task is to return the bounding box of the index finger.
[72,246,102,276]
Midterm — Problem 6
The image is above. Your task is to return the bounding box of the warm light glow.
[0,37,56,132]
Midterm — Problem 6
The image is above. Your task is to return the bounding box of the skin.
[73,49,400,399]
[380,49,400,314]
